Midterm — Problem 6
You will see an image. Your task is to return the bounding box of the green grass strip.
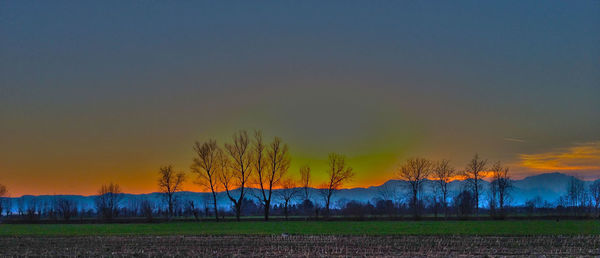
[0,220,598,236]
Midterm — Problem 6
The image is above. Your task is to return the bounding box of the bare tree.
[433,159,455,218]
[462,154,487,216]
[192,139,221,222]
[95,183,122,220]
[251,130,267,219]
[300,165,311,201]
[185,199,200,221]
[278,178,299,220]
[17,197,24,216]
[566,176,585,214]
[140,199,154,221]
[221,130,253,221]
[590,181,600,217]
[158,165,185,219]
[3,197,11,217]
[377,182,398,202]
[0,184,6,217]
[397,157,432,218]
[56,198,78,221]
[128,198,144,217]
[321,153,354,217]
[25,198,38,221]
[490,161,511,217]
[254,132,291,221]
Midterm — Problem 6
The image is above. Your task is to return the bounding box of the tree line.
[1,130,600,222]
[185,130,355,221]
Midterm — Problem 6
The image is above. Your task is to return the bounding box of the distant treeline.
[0,190,597,223]
[1,130,599,222]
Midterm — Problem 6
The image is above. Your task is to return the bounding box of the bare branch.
[397,157,432,218]
[222,130,253,221]
[191,139,221,221]
[461,153,487,216]
[321,153,354,216]
[158,165,185,219]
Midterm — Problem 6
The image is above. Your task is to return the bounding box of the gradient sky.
[1,1,599,196]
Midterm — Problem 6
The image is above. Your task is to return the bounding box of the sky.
[1,1,599,196]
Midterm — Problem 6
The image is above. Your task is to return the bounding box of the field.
[1,220,599,236]
[2,235,600,256]
[1,220,599,256]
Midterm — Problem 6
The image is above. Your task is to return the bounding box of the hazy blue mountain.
[2,172,595,213]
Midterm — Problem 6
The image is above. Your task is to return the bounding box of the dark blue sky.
[1,1,599,195]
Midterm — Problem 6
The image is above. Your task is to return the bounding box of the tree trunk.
[264,200,270,221]
[235,202,241,221]
[499,193,504,217]
[325,192,332,218]
[212,192,219,222]
[412,188,419,219]
[443,191,448,219]
[474,181,479,217]
[168,194,173,220]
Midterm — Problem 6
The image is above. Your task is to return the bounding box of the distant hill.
[2,172,597,213]
[510,172,578,205]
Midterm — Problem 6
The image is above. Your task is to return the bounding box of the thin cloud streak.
[518,141,600,172]
[504,138,525,143]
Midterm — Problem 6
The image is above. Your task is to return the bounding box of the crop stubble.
[1,235,599,256]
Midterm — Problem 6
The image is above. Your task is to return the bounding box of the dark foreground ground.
[2,235,599,257]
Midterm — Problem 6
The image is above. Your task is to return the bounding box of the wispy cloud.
[518,141,600,171]
[504,137,525,143]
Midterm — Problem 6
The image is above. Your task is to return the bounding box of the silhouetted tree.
[278,178,299,219]
[300,165,311,201]
[25,198,39,221]
[240,198,260,215]
[454,190,475,218]
[0,184,6,218]
[377,183,398,202]
[299,199,315,216]
[525,196,542,217]
[462,154,487,216]
[45,197,57,219]
[158,165,185,219]
[221,130,253,221]
[95,183,122,220]
[192,139,221,222]
[433,159,455,218]
[140,199,154,221]
[490,161,511,217]
[3,195,11,217]
[252,130,267,214]
[320,153,354,217]
[56,198,77,221]
[254,132,291,221]
[375,199,396,217]
[566,176,587,215]
[185,200,200,221]
[397,157,432,218]
[590,181,600,217]
[343,201,368,218]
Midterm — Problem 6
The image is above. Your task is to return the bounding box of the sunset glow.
[1,1,599,197]
[518,142,600,175]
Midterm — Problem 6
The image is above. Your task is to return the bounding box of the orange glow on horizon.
[518,142,600,171]
[3,142,600,197]
[3,168,597,198]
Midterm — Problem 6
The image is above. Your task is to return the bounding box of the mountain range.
[4,172,596,212]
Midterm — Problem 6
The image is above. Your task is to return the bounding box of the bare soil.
[1,235,599,257]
